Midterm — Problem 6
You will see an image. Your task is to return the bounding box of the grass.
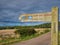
[0,30,50,45]
[0,34,41,45]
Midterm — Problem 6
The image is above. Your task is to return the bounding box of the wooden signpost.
[19,7,58,45]
[51,7,58,45]
[19,12,51,22]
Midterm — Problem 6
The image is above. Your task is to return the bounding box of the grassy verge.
[0,30,50,45]
[0,33,42,45]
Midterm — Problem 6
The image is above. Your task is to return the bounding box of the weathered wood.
[51,7,58,45]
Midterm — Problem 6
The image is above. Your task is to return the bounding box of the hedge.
[15,28,37,37]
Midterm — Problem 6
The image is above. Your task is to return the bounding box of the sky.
[0,0,60,26]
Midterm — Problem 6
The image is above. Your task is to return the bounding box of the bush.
[15,28,37,37]
[44,29,50,33]
[40,32,44,34]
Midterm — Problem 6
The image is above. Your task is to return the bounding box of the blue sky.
[0,0,60,26]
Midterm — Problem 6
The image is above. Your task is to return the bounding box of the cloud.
[0,0,60,26]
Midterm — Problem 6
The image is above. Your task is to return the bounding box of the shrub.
[44,29,50,33]
[14,28,37,37]
[40,32,44,34]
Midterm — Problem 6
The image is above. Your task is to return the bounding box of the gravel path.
[11,32,51,45]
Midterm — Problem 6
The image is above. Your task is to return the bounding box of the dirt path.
[11,32,51,45]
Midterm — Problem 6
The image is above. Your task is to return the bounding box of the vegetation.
[0,23,51,30]
[15,28,37,37]
[44,29,50,33]
[0,23,51,45]
[0,29,50,45]
[0,26,15,30]
[0,33,39,45]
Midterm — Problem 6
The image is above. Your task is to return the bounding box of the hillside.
[0,23,51,30]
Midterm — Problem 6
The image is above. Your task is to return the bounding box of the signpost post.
[19,7,58,45]
[51,7,58,45]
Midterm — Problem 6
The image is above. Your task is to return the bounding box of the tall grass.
[0,29,50,45]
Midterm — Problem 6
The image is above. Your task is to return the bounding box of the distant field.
[0,28,50,34]
[0,29,16,35]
